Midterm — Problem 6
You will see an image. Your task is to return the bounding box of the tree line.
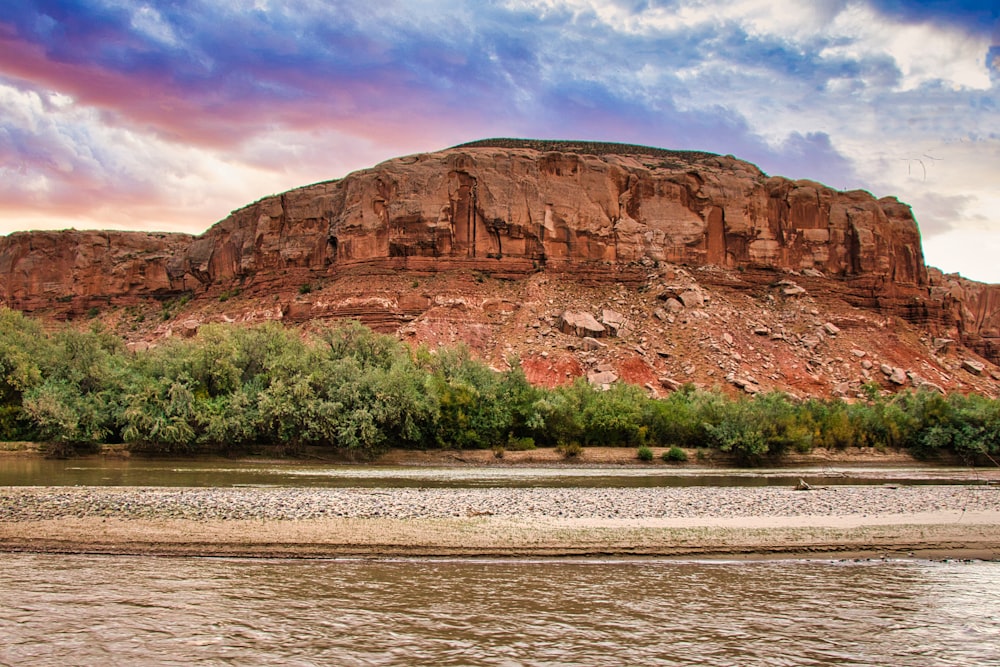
[1,309,998,464]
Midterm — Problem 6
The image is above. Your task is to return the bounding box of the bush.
[6,308,1000,466]
[662,445,688,462]
[557,441,583,459]
[507,436,536,451]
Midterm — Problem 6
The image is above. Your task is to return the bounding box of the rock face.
[169,140,928,290]
[0,230,193,314]
[0,139,998,392]
[926,268,1000,366]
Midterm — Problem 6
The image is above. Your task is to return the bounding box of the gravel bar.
[2,485,997,523]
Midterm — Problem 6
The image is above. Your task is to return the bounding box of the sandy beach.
[3,482,999,560]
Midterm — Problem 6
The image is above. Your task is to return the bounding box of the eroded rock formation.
[170,141,928,290]
[0,230,193,314]
[0,139,997,393]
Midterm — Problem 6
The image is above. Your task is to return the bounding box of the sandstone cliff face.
[0,140,997,393]
[0,230,193,315]
[173,144,927,291]
[927,268,1000,364]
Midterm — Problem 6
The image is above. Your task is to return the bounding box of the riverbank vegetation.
[1,309,999,464]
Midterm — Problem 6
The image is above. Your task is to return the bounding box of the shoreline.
[0,442,983,469]
[4,520,999,562]
[4,485,999,562]
[4,519,999,562]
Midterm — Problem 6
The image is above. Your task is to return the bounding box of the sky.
[2,1,999,282]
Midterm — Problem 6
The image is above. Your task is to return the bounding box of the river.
[1,458,994,488]
[2,554,999,666]
[3,459,999,665]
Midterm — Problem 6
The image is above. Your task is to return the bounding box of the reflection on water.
[0,458,993,489]
[1,555,998,666]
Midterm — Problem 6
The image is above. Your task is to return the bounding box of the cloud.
[905,192,979,237]
[0,77,291,233]
[868,0,999,33]
[2,2,514,147]
[1,0,999,281]
[922,228,1000,283]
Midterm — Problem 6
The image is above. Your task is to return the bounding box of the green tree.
[580,382,647,446]
[0,309,49,439]
[22,325,124,447]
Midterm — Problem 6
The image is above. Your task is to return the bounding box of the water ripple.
[2,556,999,666]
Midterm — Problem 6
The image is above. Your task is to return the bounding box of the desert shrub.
[557,441,583,459]
[507,436,536,451]
[637,445,654,461]
[663,445,688,462]
[422,346,513,450]
[580,382,647,446]
[642,384,709,447]
[6,307,1000,466]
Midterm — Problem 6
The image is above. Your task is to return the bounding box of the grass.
[453,138,719,162]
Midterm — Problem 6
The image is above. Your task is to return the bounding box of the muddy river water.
[2,460,998,665]
[2,554,999,666]
[2,457,996,488]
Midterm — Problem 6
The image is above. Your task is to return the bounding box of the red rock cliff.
[174,142,928,290]
[0,230,193,315]
[0,140,996,372]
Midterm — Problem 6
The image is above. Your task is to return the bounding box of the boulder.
[558,311,606,338]
[932,338,954,354]
[659,376,683,391]
[664,298,684,313]
[587,370,619,388]
[782,284,807,297]
[962,359,986,375]
[800,334,822,349]
[601,309,626,336]
[679,290,705,309]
